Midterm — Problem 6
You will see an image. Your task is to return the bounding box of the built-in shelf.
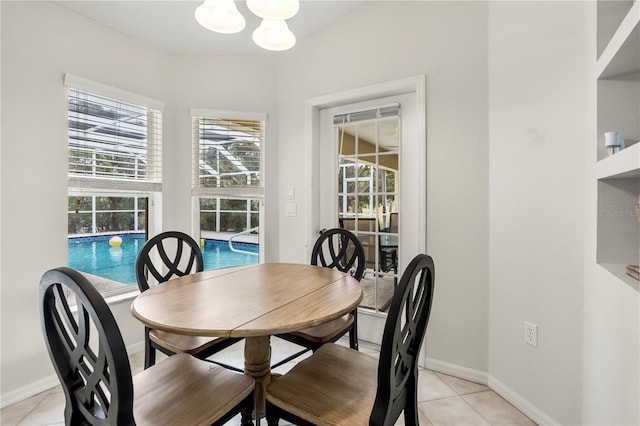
[597,1,639,79]
[596,142,640,179]
[598,263,640,290]
[596,0,640,279]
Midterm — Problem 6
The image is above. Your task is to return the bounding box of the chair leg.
[349,309,359,350]
[403,368,420,425]
[144,328,156,369]
[240,393,254,426]
[265,401,280,426]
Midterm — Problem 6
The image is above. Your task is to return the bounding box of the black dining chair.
[135,231,242,370]
[265,253,435,426]
[38,266,254,426]
[271,228,365,369]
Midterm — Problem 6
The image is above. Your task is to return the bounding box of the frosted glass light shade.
[246,0,299,20]
[195,0,246,34]
[252,19,296,51]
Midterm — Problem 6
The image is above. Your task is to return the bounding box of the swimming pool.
[68,234,259,285]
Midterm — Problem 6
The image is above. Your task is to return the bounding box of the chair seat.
[266,344,377,426]
[133,353,254,426]
[149,329,229,354]
[288,314,353,343]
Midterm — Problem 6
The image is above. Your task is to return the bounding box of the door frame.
[304,75,427,354]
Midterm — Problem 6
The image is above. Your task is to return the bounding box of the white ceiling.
[56,1,364,56]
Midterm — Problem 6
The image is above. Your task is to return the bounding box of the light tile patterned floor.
[1,338,536,426]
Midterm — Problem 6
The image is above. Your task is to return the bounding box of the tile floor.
[1,338,536,426]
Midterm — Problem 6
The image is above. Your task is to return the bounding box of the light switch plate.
[285,203,297,217]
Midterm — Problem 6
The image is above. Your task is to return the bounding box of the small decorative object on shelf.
[625,265,640,281]
[604,131,625,156]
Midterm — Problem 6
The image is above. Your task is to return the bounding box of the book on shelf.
[626,264,639,281]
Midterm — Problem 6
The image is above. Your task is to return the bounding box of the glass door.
[336,111,400,314]
[318,91,421,344]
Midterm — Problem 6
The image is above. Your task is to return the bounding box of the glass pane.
[217,212,245,232]
[137,212,146,230]
[68,194,148,292]
[197,118,263,189]
[68,212,92,234]
[201,198,217,210]
[356,122,377,155]
[95,212,134,233]
[198,196,260,272]
[137,197,147,210]
[68,88,156,182]
[95,197,134,210]
[346,196,358,214]
[201,211,217,231]
[69,196,91,212]
[335,113,400,316]
[338,124,357,156]
[379,117,399,152]
[220,199,247,210]
[343,161,356,178]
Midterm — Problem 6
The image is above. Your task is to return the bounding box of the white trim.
[104,288,140,305]
[191,187,265,198]
[69,177,162,193]
[190,108,267,122]
[424,357,489,385]
[488,375,560,426]
[305,75,427,258]
[0,375,61,409]
[64,74,164,111]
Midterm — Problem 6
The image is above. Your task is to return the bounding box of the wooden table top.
[131,263,363,339]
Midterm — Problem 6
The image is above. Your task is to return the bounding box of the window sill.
[104,289,140,305]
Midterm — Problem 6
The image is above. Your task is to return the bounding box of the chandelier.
[195,0,298,51]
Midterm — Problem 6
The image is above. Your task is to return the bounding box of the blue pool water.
[68,234,259,285]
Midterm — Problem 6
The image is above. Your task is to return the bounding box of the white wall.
[276,1,491,376]
[488,2,589,424]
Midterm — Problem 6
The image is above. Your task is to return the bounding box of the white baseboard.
[424,357,489,385]
[0,375,60,409]
[488,375,560,426]
[1,341,146,409]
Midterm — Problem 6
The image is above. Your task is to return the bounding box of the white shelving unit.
[596,0,640,283]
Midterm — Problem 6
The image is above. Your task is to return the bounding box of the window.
[66,74,163,295]
[191,110,265,267]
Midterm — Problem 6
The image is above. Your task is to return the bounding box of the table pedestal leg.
[244,335,271,421]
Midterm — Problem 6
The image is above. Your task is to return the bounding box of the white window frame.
[190,109,266,264]
[65,74,164,297]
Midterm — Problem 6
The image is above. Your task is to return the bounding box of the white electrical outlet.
[524,321,538,347]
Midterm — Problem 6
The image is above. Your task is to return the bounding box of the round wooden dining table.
[130,263,363,420]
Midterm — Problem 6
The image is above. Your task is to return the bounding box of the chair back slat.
[371,254,435,425]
